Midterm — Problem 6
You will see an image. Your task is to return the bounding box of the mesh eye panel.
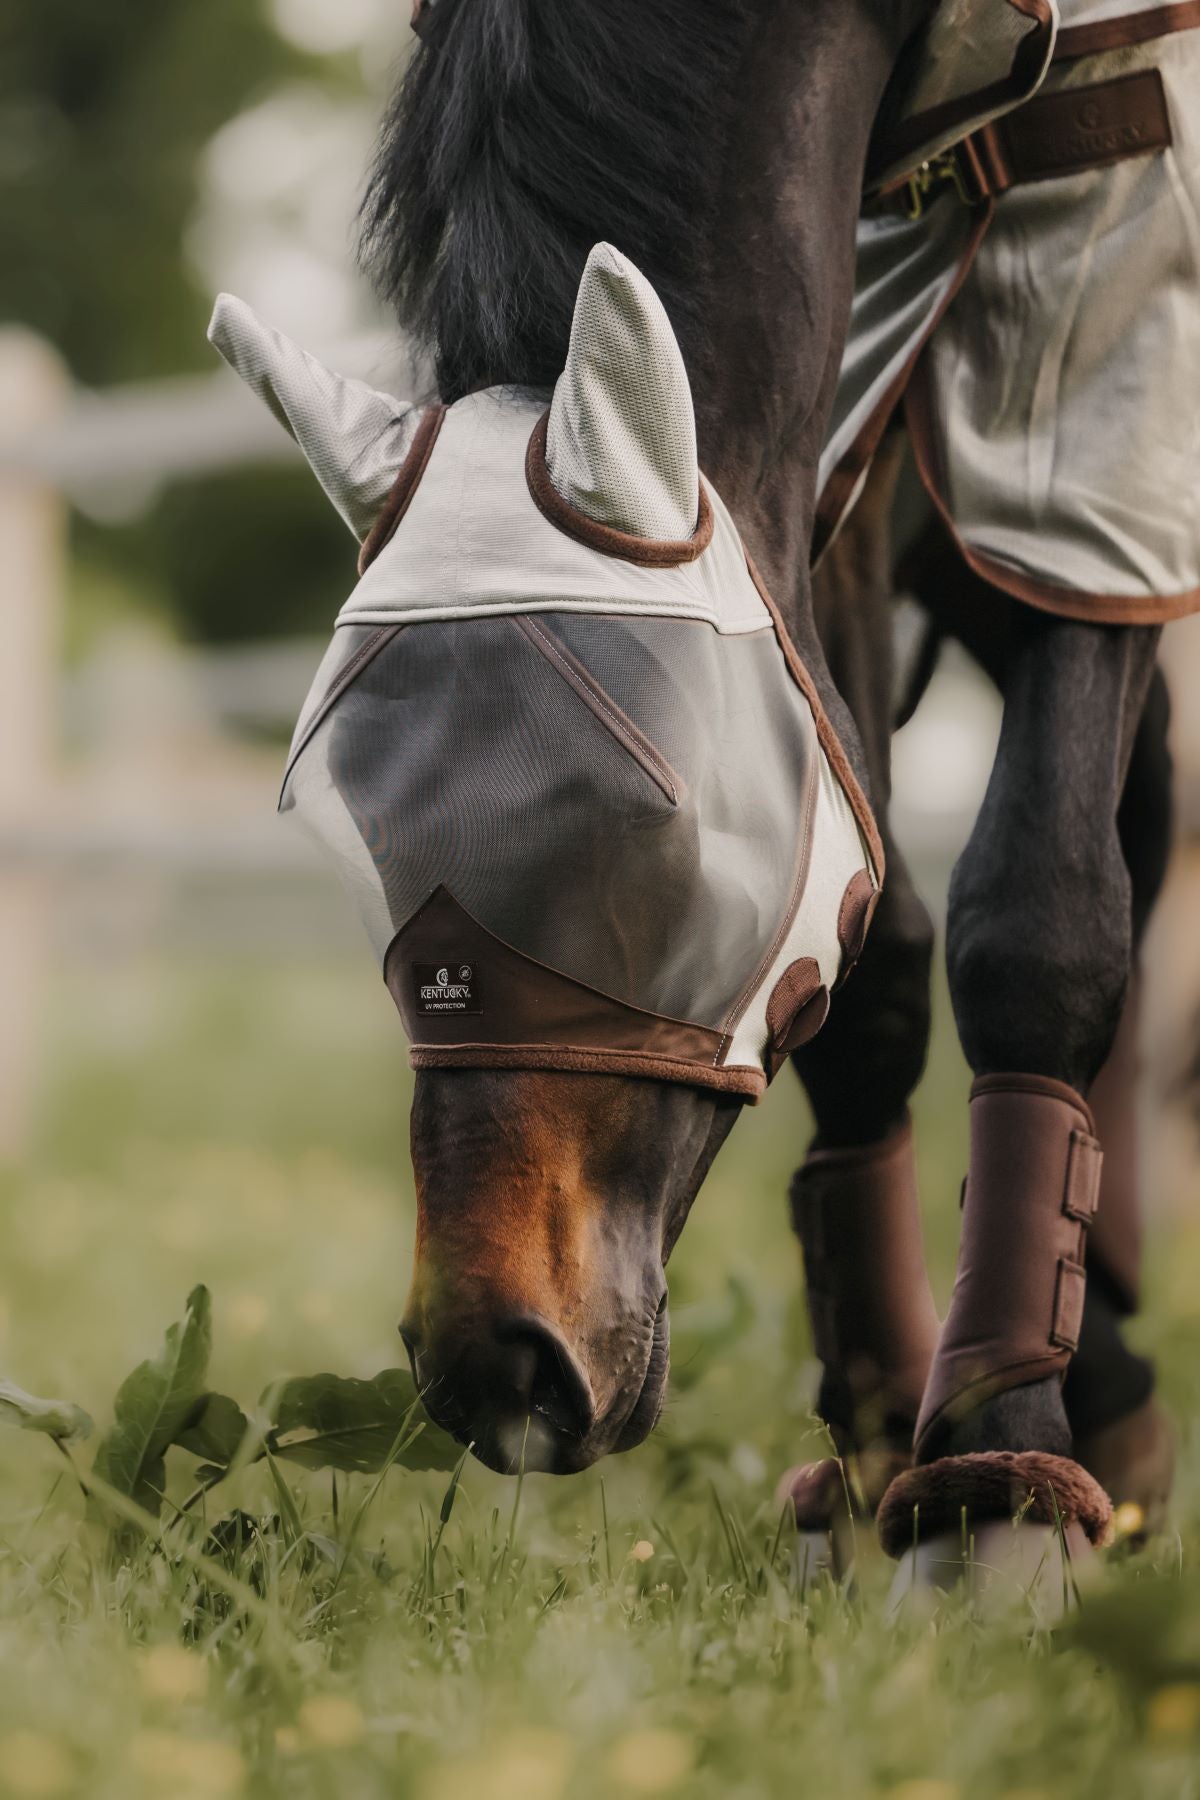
[283,612,819,1031]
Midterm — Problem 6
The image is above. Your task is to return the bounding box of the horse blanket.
[822,0,1200,623]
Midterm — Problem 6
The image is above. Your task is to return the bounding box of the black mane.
[359,0,752,402]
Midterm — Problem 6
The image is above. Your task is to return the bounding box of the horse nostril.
[494,1314,597,1442]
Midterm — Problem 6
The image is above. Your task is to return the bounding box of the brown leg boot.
[877,1076,1113,1605]
[778,1116,939,1571]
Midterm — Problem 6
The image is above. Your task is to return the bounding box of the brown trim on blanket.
[811,199,995,566]
[1056,1,1200,61]
[410,1044,765,1100]
[905,358,1200,626]
[525,411,714,565]
[744,555,886,885]
[358,404,447,575]
[866,0,1055,189]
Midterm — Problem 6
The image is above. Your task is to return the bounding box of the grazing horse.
[214,0,1198,1588]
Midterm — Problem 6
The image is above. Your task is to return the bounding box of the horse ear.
[207,295,415,543]
[545,244,700,542]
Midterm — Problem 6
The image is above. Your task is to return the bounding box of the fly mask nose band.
[209,245,883,1099]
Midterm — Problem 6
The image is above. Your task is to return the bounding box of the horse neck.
[699,1,929,745]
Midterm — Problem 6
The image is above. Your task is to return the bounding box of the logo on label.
[414,961,483,1016]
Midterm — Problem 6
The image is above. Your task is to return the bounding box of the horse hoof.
[1075,1397,1176,1543]
[877,1450,1112,1617]
[886,1518,1096,1621]
[776,1459,857,1582]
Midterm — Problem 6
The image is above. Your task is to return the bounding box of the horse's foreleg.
[880,608,1161,1569]
[781,439,940,1543]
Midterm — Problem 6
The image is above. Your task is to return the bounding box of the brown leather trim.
[510,615,680,805]
[744,554,886,885]
[386,884,752,1080]
[279,623,403,800]
[525,411,714,566]
[410,1043,765,1099]
[835,867,881,990]
[905,356,1200,624]
[357,404,447,576]
[1051,1257,1088,1351]
[867,0,1055,188]
[1056,1,1200,60]
[811,201,995,567]
[766,957,823,1052]
[877,1451,1113,1556]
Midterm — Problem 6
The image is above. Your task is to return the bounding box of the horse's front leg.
[879,609,1161,1582]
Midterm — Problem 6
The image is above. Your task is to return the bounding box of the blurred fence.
[1,323,1198,1172]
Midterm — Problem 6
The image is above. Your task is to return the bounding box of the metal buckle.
[901,150,975,221]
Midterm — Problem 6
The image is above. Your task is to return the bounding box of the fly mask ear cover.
[209,246,883,1099]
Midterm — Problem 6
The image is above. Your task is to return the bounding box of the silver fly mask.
[210,245,883,1099]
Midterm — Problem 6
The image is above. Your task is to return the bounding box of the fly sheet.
[210,247,882,1100]
[822,0,1200,622]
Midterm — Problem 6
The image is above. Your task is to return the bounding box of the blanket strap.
[891,66,1173,218]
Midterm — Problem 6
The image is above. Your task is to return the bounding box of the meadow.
[2,891,1200,1800]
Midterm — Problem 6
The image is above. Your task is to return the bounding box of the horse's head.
[210,247,881,1472]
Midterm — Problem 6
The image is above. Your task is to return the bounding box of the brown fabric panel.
[766,958,823,1051]
[915,1074,1102,1458]
[386,883,740,1072]
[876,1450,1113,1555]
[835,867,881,990]
[357,404,447,575]
[279,624,403,798]
[410,1043,765,1100]
[744,554,886,885]
[525,411,715,566]
[1056,1,1200,61]
[811,202,996,567]
[866,0,1056,188]
[510,615,680,805]
[904,356,1200,624]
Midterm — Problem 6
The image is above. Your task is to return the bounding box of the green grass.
[2,937,1200,1799]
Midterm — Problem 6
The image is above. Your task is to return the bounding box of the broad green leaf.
[92,1286,213,1520]
[266,1369,459,1473]
[176,1392,250,1467]
[0,1380,93,1445]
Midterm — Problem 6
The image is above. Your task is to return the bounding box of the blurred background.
[2,0,1199,1453]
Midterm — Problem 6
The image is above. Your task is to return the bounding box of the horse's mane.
[359,0,753,402]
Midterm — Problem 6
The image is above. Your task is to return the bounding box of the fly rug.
[783,0,1200,1606]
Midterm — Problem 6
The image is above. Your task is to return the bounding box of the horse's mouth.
[612,1292,670,1455]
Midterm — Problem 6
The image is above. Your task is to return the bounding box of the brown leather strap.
[877,66,1174,213]
[964,67,1173,195]
[790,1117,939,1438]
[915,1074,1103,1460]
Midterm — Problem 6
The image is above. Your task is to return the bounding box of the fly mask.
[209,245,882,1100]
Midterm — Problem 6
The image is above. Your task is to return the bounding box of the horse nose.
[401,1311,597,1471]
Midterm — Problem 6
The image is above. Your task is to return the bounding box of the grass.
[2,922,1200,1799]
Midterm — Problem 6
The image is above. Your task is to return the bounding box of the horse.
[213,0,1197,1589]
